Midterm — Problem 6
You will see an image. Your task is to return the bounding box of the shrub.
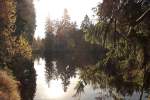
[0,70,20,100]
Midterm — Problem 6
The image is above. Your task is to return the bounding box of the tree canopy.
[15,0,36,44]
[75,0,150,99]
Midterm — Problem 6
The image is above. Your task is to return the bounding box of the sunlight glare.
[46,80,64,98]
[33,0,101,39]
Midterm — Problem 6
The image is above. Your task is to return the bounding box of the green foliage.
[15,0,36,44]
[44,18,55,54]
[43,9,78,53]
[42,9,104,56]
[80,15,91,31]
[82,0,150,69]
[76,0,150,99]
[73,81,85,97]
[0,31,32,69]
[15,36,32,59]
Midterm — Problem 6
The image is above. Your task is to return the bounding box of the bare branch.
[135,7,150,26]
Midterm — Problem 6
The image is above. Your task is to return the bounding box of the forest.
[0,0,150,100]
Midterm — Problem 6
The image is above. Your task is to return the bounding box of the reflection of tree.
[45,57,56,87]
[20,62,36,100]
[74,63,150,100]
[55,56,76,92]
[44,54,77,92]
[73,81,85,97]
[60,73,70,92]
[11,56,36,100]
[43,41,102,93]
[95,88,124,100]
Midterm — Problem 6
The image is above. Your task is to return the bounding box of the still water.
[33,56,149,100]
[34,58,101,100]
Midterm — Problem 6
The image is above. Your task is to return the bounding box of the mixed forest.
[0,0,35,100]
[0,0,150,100]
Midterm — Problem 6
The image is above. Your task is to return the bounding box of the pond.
[32,53,150,100]
[34,58,101,100]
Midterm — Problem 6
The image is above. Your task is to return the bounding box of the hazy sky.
[33,0,101,38]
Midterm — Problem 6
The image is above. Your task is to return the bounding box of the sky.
[33,0,101,39]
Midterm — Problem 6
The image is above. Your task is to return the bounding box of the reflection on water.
[33,53,150,100]
[34,58,99,100]
[10,56,36,100]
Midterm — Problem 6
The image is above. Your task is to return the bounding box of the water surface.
[34,58,101,100]
[33,54,150,100]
